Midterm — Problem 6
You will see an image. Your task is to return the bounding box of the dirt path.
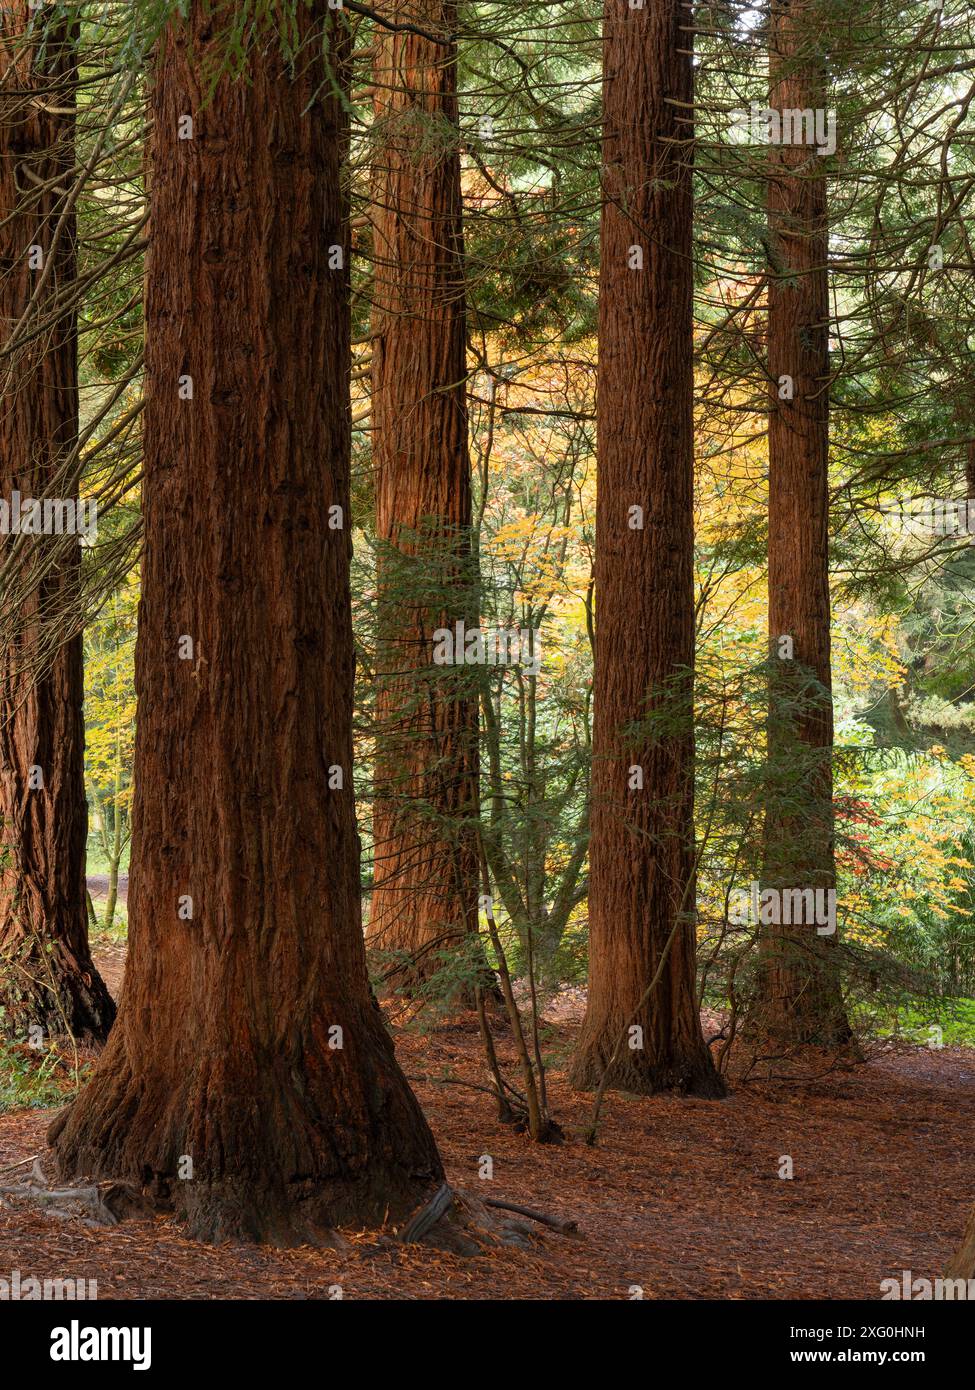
[86,873,128,905]
[1,949,971,1298]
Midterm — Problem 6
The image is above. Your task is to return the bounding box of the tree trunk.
[368,0,481,993]
[0,5,114,1043]
[103,782,121,927]
[760,0,851,1047]
[945,1204,975,1280]
[103,858,119,930]
[569,0,723,1098]
[50,3,443,1245]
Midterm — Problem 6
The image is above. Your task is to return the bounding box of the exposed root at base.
[0,1156,149,1227]
[396,1181,580,1254]
[1,1160,580,1256]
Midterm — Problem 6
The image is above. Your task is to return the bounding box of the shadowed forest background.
[1,0,975,1304]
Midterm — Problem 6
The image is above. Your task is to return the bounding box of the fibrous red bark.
[760,0,851,1048]
[570,0,723,1098]
[368,0,480,991]
[49,2,444,1244]
[0,4,114,1043]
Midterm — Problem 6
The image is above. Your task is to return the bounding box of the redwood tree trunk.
[946,1204,975,1280]
[367,1,481,991]
[50,3,443,1244]
[0,5,114,1043]
[569,0,723,1097]
[760,0,851,1047]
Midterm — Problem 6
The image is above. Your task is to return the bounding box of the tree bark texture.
[50,3,444,1244]
[570,0,723,1098]
[761,0,851,1048]
[368,0,480,991]
[0,4,114,1043]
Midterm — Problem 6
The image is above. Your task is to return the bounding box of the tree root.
[0,1159,581,1254]
[396,1181,580,1253]
[483,1196,578,1235]
[0,1158,148,1227]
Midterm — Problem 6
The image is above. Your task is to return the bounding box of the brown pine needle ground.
[1,978,972,1299]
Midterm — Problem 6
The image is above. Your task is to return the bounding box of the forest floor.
[86,873,129,907]
[0,947,972,1300]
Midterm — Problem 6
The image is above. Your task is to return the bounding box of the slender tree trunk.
[50,3,443,1245]
[570,0,723,1097]
[760,0,851,1047]
[0,5,114,1042]
[103,859,119,930]
[368,0,481,992]
[103,778,121,927]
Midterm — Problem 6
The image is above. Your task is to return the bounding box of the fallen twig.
[483,1197,578,1235]
[0,1154,37,1177]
